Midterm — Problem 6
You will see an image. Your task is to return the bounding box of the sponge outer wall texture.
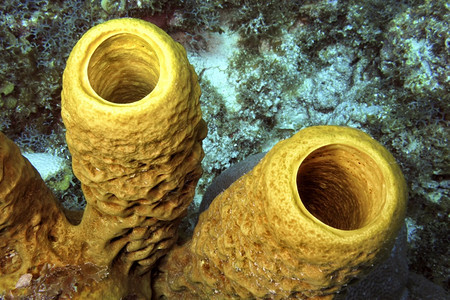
[200,151,412,300]
[153,126,407,299]
[61,18,206,275]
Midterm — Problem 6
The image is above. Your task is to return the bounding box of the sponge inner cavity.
[88,33,160,104]
[297,144,385,230]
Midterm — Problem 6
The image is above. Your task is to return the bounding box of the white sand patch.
[22,152,65,180]
[188,28,241,112]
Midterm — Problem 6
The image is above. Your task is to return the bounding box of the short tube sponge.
[153,126,407,299]
[61,18,206,274]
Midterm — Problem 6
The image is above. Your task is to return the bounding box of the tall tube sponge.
[61,17,206,275]
[153,126,407,299]
[61,17,206,296]
[0,18,206,299]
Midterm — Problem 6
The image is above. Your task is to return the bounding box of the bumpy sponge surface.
[61,18,206,274]
[1,18,205,299]
[153,126,407,299]
[0,132,67,293]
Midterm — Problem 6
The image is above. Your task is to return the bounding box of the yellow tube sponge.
[1,18,205,299]
[61,17,206,274]
[153,126,407,299]
[0,132,69,293]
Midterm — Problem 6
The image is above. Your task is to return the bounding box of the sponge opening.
[88,33,160,104]
[297,144,385,230]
